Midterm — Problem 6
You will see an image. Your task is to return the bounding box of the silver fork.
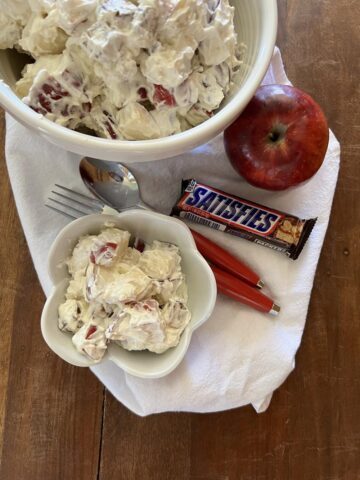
[46,184,105,220]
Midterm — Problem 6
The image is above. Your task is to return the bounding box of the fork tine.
[45,204,78,220]
[48,197,93,217]
[51,190,103,212]
[54,184,103,206]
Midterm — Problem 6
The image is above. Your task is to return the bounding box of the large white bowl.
[0,0,277,162]
[41,211,217,378]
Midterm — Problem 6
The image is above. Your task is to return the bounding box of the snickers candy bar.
[171,179,317,260]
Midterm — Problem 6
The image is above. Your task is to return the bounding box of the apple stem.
[269,131,281,142]
[268,123,288,144]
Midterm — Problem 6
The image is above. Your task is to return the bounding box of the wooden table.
[0,1,359,478]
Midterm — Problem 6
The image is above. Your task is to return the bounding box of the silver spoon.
[79,156,150,211]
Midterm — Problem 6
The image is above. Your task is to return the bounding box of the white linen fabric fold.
[5,48,340,416]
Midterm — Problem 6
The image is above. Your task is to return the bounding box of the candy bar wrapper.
[171,179,317,260]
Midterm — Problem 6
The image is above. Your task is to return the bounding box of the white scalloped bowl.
[0,0,277,162]
[41,211,217,378]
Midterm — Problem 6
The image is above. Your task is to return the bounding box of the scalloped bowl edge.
[41,211,217,378]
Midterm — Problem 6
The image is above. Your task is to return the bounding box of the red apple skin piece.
[223,84,330,190]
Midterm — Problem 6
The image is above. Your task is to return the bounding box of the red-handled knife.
[190,229,264,289]
[211,265,280,316]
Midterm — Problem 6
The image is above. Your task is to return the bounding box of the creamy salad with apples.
[0,0,240,139]
[58,227,191,361]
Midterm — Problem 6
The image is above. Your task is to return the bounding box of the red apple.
[223,84,329,190]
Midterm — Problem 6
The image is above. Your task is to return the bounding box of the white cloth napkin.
[5,48,340,415]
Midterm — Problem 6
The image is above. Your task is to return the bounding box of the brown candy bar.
[171,179,317,260]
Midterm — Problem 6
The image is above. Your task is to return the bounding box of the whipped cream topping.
[2,0,241,140]
[58,227,191,361]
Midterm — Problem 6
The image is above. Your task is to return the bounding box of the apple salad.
[58,227,191,362]
[1,0,242,140]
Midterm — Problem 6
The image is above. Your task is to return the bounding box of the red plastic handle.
[190,229,262,288]
[211,265,278,315]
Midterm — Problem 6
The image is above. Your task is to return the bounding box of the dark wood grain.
[98,1,360,479]
[0,111,13,456]
[0,111,104,478]
[0,0,359,479]
[99,395,192,480]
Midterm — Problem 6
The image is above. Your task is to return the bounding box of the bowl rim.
[0,0,278,154]
[41,211,217,378]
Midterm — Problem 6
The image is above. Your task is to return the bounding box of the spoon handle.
[211,265,279,316]
[190,229,264,289]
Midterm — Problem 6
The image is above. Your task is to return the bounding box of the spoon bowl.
[80,156,146,211]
